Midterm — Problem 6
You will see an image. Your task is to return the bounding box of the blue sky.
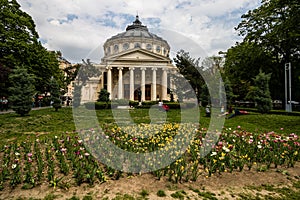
[18,0,261,63]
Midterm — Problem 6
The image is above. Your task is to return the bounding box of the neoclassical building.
[81,16,177,103]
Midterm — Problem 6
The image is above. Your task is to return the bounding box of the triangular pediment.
[103,48,171,63]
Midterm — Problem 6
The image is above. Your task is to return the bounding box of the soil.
[1,162,300,200]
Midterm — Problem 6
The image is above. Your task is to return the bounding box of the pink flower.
[280,128,284,130]
[27,153,32,157]
[237,125,241,129]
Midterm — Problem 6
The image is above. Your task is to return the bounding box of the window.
[146,44,152,51]
[123,43,129,50]
[156,45,161,53]
[107,47,111,55]
[114,44,119,53]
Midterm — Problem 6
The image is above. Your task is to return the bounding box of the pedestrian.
[221,105,225,114]
[67,97,70,106]
[32,97,35,108]
[0,97,3,112]
[205,105,211,117]
[2,97,8,111]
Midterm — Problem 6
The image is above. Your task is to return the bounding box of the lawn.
[0,107,299,144]
[0,107,300,200]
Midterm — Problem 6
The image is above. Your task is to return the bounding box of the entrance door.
[145,84,151,100]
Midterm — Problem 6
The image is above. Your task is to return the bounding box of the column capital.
[162,68,169,72]
[140,67,147,71]
[118,67,123,70]
[106,66,112,70]
[151,67,157,71]
[129,67,135,71]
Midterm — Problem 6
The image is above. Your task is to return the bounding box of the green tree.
[235,0,300,103]
[247,70,272,113]
[173,50,205,102]
[97,89,110,103]
[223,42,274,100]
[8,67,35,116]
[0,0,63,96]
[49,77,62,111]
[73,59,101,107]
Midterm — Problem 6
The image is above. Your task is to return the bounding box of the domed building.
[81,16,177,103]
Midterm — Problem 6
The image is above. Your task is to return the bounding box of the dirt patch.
[1,162,299,199]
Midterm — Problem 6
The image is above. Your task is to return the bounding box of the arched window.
[146,44,152,51]
[114,44,119,53]
[123,43,129,50]
[156,45,161,53]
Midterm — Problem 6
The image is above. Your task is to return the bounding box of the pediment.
[103,49,171,63]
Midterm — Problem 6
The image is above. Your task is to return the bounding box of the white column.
[118,67,123,99]
[152,67,157,101]
[129,67,135,101]
[107,66,112,98]
[141,67,146,102]
[162,68,168,100]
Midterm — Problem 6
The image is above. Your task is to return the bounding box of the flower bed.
[0,124,299,190]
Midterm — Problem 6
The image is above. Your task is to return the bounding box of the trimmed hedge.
[84,101,198,110]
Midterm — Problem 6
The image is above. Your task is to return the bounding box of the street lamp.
[285,63,292,112]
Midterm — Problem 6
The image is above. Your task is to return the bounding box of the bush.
[84,102,110,109]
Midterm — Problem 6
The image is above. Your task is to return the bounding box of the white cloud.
[18,0,261,63]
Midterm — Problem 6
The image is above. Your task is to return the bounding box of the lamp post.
[285,63,292,112]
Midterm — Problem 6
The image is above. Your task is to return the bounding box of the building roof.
[104,15,169,47]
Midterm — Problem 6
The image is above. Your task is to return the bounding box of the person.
[205,105,211,117]
[2,97,8,111]
[221,105,225,114]
[162,104,169,111]
[158,100,163,109]
[227,108,249,119]
[0,97,3,112]
[66,97,70,106]
[32,97,35,108]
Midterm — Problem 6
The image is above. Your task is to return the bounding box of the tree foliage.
[49,77,62,111]
[233,0,300,102]
[0,0,63,96]
[173,50,205,102]
[73,59,101,107]
[246,70,272,113]
[224,42,274,100]
[97,89,110,103]
[8,67,35,116]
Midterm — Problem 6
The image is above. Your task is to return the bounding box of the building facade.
[81,16,177,103]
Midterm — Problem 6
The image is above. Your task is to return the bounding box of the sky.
[18,0,261,64]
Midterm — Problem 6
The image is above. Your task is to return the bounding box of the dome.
[103,15,170,57]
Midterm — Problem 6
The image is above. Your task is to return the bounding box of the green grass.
[0,107,299,145]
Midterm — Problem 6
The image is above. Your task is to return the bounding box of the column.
[152,67,157,101]
[141,67,146,102]
[118,67,123,99]
[106,66,112,98]
[129,67,135,101]
[162,68,168,100]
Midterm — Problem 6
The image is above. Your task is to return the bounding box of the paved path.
[0,106,52,114]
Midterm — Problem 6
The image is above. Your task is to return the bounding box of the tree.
[97,89,110,103]
[235,0,300,102]
[8,67,35,116]
[223,42,275,100]
[173,50,205,102]
[73,59,101,107]
[246,70,272,113]
[49,77,62,111]
[0,0,63,96]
